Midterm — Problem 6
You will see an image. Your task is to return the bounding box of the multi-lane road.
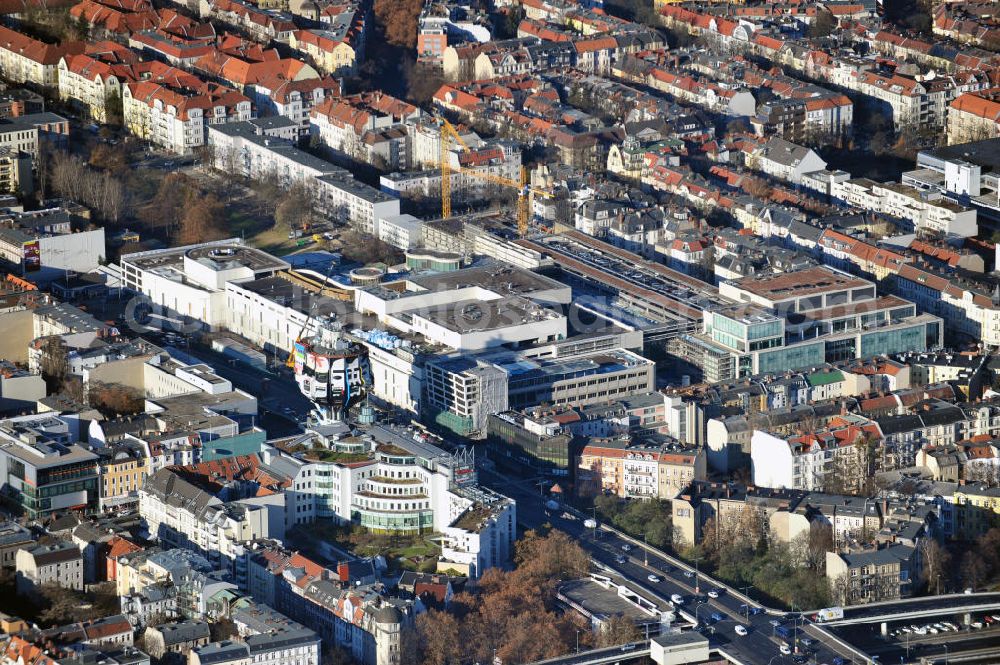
[481,470,859,665]
[482,470,1000,665]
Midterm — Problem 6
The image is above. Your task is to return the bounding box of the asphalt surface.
[480,471,857,665]
[838,594,1000,621]
[832,620,1000,664]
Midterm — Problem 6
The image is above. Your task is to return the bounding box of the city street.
[480,471,859,665]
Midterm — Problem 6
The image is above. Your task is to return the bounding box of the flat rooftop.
[502,349,651,381]
[730,266,871,301]
[236,274,359,321]
[522,231,726,322]
[186,245,288,272]
[408,263,567,298]
[559,576,665,623]
[123,240,287,273]
[924,138,1000,170]
[417,296,561,334]
[148,391,252,431]
[710,303,782,325]
[789,295,913,326]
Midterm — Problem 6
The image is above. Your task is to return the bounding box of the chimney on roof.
[338,562,349,582]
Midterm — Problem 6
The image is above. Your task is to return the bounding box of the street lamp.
[693,556,702,594]
[790,603,802,654]
[739,585,754,622]
[943,644,948,665]
[575,630,581,654]
[695,601,708,628]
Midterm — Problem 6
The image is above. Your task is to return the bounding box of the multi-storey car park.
[519,230,731,343]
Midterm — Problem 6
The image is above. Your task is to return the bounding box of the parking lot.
[830,612,1000,664]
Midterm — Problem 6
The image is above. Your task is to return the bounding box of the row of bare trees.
[138,172,227,245]
[48,150,126,223]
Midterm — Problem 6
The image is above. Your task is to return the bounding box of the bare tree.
[596,615,640,648]
[919,538,951,594]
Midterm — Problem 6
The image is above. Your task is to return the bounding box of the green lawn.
[290,520,441,572]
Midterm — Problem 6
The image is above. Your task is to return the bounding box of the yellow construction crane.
[438,117,550,237]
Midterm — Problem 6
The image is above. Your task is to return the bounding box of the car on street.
[648,574,661,583]
[707,590,719,598]
[710,612,724,623]
[671,594,684,605]
[615,555,627,564]
[621,544,632,552]
[769,619,782,627]
[792,655,809,664]
[780,644,792,655]
[832,658,847,665]
[734,625,748,636]
[683,571,694,578]
[751,607,764,616]
[620,644,635,652]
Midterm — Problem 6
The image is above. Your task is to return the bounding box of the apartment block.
[826,544,917,605]
[16,540,84,594]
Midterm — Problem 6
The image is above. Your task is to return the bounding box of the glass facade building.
[486,413,574,478]
[689,267,944,380]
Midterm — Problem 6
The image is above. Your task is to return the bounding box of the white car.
[671,594,685,605]
[735,625,748,637]
[914,627,927,635]
[708,590,719,599]
[927,627,938,634]
[780,644,792,655]
[971,621,984,629]
[621,544,632,552]
[648,574,661,583]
